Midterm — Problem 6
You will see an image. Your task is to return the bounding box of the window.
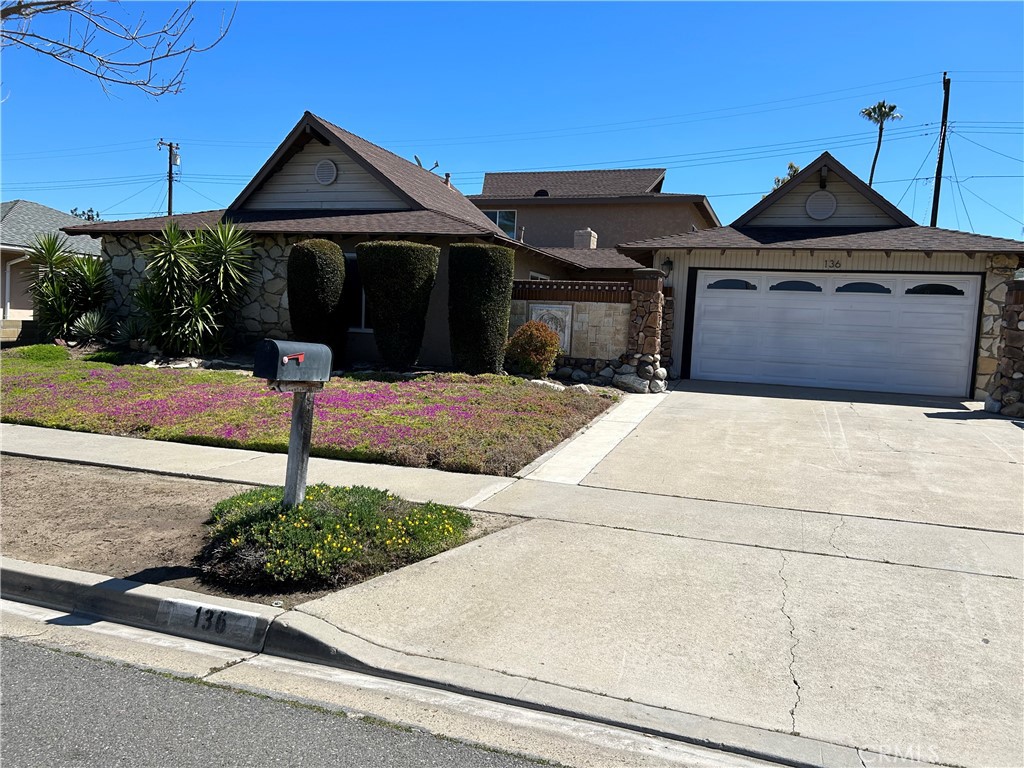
[707,278,757,290]
[343,255,374,331]
[529,271,551,281]
[905,283,965,296]
[769,280,822,292]
[483,210,517,238]
[836,281,892,294]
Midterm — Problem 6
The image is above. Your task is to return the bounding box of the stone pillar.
[616,268,669,393]
[986,279,1024,417]
[661,295,674,371]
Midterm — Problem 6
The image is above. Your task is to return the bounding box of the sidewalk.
[2,399,1021,768]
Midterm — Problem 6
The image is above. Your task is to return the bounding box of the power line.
[177,181,226,208]
[946,142,974,232]
[958,184,1024,226]
[104,179,165,214]
[949,130,1023,163]
[896,134,941,207]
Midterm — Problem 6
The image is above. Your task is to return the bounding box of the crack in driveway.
[778,552,802,734]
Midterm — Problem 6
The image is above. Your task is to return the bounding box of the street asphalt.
[2,380,1022,768]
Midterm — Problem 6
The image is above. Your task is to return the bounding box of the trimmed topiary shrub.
[286,239,346,353]
[448,244,515,374]
[505,320,562,378]
[355,241,439,370]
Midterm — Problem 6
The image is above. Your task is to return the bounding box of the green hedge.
[354,241,439,370]
[286,239,346,353]
[447,244,515,374]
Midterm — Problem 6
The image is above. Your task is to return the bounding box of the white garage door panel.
[692,271,981,396]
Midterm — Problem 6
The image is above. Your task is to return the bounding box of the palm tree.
[861,101,902,187]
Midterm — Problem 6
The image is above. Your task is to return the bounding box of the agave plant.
[71,308,114,344]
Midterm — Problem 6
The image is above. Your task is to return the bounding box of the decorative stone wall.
[985,279,1024,417]
[977,255,1020,396]
[101,233,299,342]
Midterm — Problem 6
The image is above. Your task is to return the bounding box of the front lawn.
[1,351,612,475]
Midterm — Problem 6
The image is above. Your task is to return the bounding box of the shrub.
[448,244,515,374]
[505,320,561,378]
[11,344,69,363]
[197,484,472,590]
[355,241,439,370]
[134,221,255,356]
[27,233,112,342]
[286,239,346,352]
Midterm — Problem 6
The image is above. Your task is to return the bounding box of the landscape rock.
[612,373,649,394]
[554,366,573,379]
[649,379,667,394]
[571,369,590,382]
[529,379,566,392]
[568,384,591,394]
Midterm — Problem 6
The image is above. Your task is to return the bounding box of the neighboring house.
[1,199,102,321]
[468,168,720,279]
[64,111,570,367]
[618,151,1024,398]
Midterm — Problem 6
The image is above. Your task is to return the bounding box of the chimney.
[444,173,452,188]
[574,228,598,249]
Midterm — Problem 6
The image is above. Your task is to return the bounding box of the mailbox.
[254,340,333,383]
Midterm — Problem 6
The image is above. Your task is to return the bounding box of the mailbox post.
[253,340,333,507]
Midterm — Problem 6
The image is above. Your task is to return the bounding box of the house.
[64,112,572,367]
[618,151,1024,398]
[468,168,720,279]
[1,200,102,322]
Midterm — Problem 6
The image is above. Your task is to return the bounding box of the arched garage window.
[769,280,822,292]
[905,283,965,296]
[836,281,892,294]
[707,278,757,290]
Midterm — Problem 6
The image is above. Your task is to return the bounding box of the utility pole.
[157,139,180,217]
[930,73,951,227]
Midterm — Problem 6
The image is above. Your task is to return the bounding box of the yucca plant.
[133,221,255,356]
[27,233,112,342]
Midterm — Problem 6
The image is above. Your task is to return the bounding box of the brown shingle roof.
[619,225,1024,253]
[541,247,645,270]
[63,208,506,238]
[478,168,666,198]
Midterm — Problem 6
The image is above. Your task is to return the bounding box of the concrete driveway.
[298,383,1023,768]
[585,381,1023,533]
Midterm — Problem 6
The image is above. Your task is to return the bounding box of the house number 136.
[823,259,842,269]
[193,607,228,634]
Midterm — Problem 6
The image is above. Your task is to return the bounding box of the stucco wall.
[1,250,35,319]
[497,201,705,248]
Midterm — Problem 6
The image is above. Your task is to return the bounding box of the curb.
[0,557,935,768]
[0,557,282,654]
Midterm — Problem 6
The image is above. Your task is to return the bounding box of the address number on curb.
[156,599,260,646]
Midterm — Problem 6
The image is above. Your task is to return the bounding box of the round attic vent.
[805,190,837,220]
[533,189,549,197]
[314,159,337,186]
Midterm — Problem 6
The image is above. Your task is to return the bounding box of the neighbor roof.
[619,225,1024,254]
[2,199,101,255]
[476,168,667,198]
[541,247,645,270]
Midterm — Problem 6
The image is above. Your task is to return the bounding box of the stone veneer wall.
[660,295,674,370]
[985,279,1024,417]
[509,300,629,361]
[102,233,299,341]
[977,255,1020,395]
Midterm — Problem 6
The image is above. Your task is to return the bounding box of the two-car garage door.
[691,271,981,397]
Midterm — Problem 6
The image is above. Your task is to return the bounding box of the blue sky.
[2,2,1022,239]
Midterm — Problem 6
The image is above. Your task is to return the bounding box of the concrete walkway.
[2,383,1022,768]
